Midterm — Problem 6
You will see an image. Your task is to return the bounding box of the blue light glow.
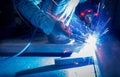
[71,34,98,59]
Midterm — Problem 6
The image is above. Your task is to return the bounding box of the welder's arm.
[14,0,56,35]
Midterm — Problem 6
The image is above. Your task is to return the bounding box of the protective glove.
[51,21,72,37]
[47,20,72,44]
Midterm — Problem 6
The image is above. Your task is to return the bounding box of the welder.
[13,0,87,44]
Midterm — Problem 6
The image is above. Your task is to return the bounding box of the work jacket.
[14,0,86,35]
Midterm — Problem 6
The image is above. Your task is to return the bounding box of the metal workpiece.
[0,42,83,57]
[55,56,94,65]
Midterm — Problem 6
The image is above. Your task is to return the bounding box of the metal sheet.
[0,43,83,57]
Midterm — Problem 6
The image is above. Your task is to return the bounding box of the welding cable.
[0,1,38,62]
[12,28,37,57]
[0,28,37,62]
[11,0,38,58]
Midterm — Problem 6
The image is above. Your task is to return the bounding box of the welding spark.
[58,0,79,26]
[84,34,98,59]
[71,34,98,59]
[97,2,100,14]
[70,1,111,77]
[85,34,97,46]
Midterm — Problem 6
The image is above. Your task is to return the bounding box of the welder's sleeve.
[14,0,55,35]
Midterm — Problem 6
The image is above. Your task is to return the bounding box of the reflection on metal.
[55,56,93,65]
[0,43,83,57]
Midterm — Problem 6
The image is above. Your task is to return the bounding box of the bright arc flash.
[86,34,97,46]
[71,34,98,59]
[81,34,97,59]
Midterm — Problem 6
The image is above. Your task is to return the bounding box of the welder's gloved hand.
[47,21,72,44]
[52,21,72,37]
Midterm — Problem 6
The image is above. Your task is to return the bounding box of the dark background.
[0,0,44,40]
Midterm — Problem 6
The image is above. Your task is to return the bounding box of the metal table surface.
[0,38,95,77]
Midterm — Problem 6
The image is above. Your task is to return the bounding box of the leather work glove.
[47,19,72,44]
